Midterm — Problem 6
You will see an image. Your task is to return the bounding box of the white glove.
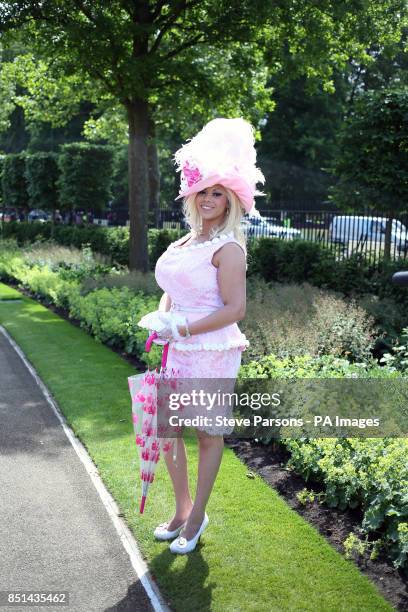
[138,310,188,342]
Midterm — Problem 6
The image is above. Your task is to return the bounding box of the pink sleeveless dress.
[154,230,249,435]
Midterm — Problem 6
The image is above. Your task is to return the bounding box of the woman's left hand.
[155,314,189,342]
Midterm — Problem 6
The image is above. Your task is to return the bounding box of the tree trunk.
[384,214,392,261]
[147,117,160,228]
[126,98,149,272]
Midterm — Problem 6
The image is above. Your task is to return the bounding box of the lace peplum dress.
[154,230,249,435]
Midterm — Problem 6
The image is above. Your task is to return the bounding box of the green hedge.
[0,155,5,203]
[0,241,161,368]
[1,144,115,216]
[2,153,28,209]
[247,237,408,309]
[57,143,114,213]
[3,223,408,314]
[1,222,183,268]
[25,152,60,212]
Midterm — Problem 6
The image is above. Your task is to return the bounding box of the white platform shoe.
[154,521,186,541]
[169,513,209,554]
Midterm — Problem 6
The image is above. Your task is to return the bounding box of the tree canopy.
[1,0,407,269]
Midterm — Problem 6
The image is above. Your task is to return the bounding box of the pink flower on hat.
[174,118,265,214]
[182,161,201,187]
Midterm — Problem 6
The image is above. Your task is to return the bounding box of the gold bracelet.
[185,320,191,338]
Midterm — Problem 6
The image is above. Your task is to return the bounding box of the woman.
[147,117,265,554]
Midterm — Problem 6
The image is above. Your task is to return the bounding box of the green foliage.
[24,151,59,211]
[330,88,408,213]
[80,269,160,297]
[5,227,408,344]
[2,236,408,570]
[343,532,371,561]
[284,438,408,569]
[5,226,408,326]
[147,228,185,266]
[247,238,375,296]
[57,143,114,213]
[99,226,129,263]
[257,72,346,204]
[2,152,28,208]
[242,278,376,363]
[380,327,408,372]
[52,225,126,263]
[2,223,185,269]
[2,219,52,244]
[0,238,160,366]
[3,0,407,121]
[247,236,408,308]
[0,154,5,201]
[239,353,396,380]
[239,351,408,569]
[66,286,160,364]
[296,488,316,506]
[359,294,407,345]
[2,222,127,264]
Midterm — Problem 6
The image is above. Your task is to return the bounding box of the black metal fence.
[156,206,408,265]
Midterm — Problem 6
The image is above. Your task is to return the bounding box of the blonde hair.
[182,187,247,255]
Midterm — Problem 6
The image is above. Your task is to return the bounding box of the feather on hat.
[174,117,265,214]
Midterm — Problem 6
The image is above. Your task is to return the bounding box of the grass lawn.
[0,283,24,300]
[0,282,393,612]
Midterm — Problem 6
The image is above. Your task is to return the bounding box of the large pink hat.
[174,117,265,214]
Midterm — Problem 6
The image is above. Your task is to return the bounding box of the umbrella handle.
[161,343,169,368]
[140,495,146,514]
[145,332,169,368]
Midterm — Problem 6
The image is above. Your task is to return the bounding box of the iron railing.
[155,207,408,265]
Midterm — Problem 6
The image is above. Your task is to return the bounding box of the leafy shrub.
[66,286,160,366]
[148,228,184,267]
[4,223,408,318]
[25,152,59,212]
[284,438,408,569]
[0,238,25,282]
[240,349,408,570]
[80,269,160,297]
[2,153,28,208]
[248,238,335,285]
[380,326,408,372]
[101,226,129,265]
[1,220,52,244]
[2,224,181,269]
[247,236,408,307]
[19,265,77,309]
[239,352,396,380]
[57,143,114,213]
[359,294,408,346]
[0,239,160,366]
[242,277,375,363]
[0,240,380,368]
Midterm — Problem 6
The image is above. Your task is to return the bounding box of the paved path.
[0,328,161,612]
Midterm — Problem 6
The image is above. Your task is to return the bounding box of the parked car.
[27,209,50,223]
[0,207,18,222]
[329,215,408,251]
[241,215,301,240]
